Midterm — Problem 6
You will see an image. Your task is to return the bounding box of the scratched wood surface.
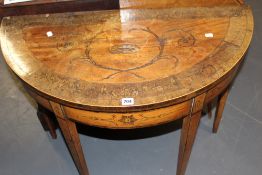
[0,4,253,112]
[120,0,244,9]
[0,0,244,8]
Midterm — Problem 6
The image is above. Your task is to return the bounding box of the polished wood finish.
[0,1,253,175]
[213,89,230,133]
[37,103,57,139]
[120,0,244,9]
[0,5,253,113]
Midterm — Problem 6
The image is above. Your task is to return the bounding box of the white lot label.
[4,0,32,5]
[205,33,214,38]
[121,98,134,106]
[46,31,53,37]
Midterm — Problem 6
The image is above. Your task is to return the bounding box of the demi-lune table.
[0,1,253,175]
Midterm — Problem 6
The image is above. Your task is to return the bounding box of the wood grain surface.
[120,0,244,9]
[0,4,253,113]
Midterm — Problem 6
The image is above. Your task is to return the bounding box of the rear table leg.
[213,89,230,133]
[37,104,57,139]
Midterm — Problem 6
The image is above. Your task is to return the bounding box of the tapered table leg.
[56,118,89,175]
[177,111,201,175]
[207,103,213,119]
[37,104,57,139]
[50,102,89,175]
[213,89,230,133]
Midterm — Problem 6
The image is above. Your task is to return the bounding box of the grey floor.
[1,1,262,175]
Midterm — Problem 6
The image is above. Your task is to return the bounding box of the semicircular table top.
[0,5,253,111]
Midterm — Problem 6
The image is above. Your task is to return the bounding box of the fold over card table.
[0,1,253,175]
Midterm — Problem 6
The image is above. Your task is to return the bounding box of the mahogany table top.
[0,4,253,112]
